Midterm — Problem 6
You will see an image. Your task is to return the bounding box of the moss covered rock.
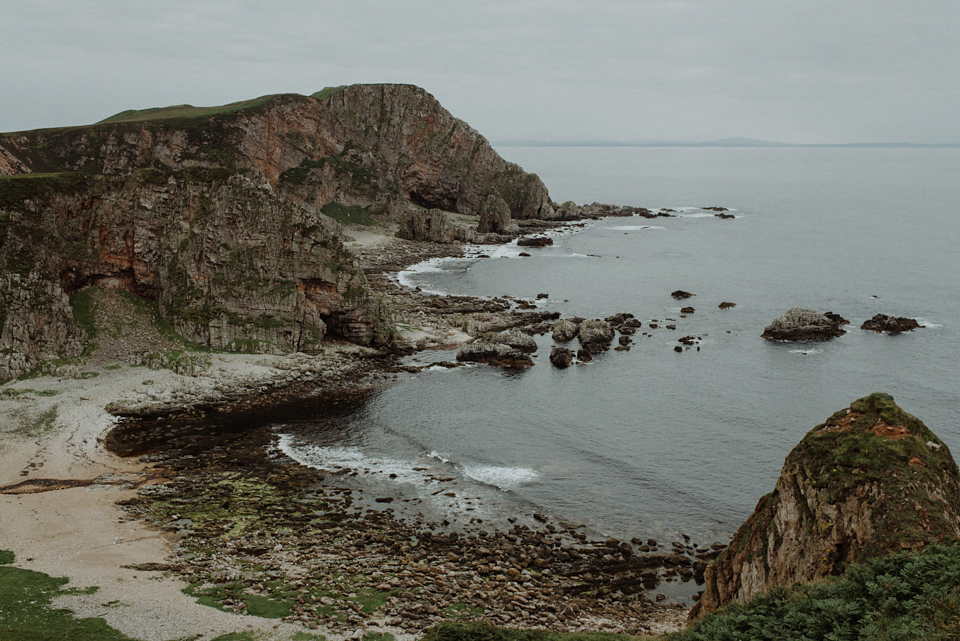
[691,393,960,620]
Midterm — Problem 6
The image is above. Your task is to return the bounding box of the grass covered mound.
[672,543,960,641]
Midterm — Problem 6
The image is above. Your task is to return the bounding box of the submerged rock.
[456,342,534,368]
[762,307,847,341]
[691,393,960,620]
[861,313,921,334]
[517,236,553,248]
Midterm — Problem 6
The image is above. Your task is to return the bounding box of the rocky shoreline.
[91,226,718,638]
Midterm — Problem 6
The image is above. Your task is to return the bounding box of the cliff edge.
[0,85,553,380]
[690,392,960,620]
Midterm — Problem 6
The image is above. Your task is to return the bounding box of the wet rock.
[485,328,538,353]
[671,290,694,300]
[456,342,534,368]
[718,302,736,309]
[477,194,520,235]
[577,349,592,363]
[551,319,580,342]
[549,346,574,369]
[578,319,615,352]
[680,307,695,314]
[762,307,847,341]
[517,236,553,248]
[861,313,920,334]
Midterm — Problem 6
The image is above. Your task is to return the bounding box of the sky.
[2,0,958,144]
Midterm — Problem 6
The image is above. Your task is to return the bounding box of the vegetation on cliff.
[692,393,960,619]
[0,84,554,381]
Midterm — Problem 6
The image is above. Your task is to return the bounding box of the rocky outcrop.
[861,314,921,334]
[0,170,381,380]
[1,84,556,380]
[551,319,579,342]
[0,85,552,221]
[761,307,847,341]
[477,194,518,235]
[691,393,960,620]
[456,342,534,368]
[484,328,537,353]
[395,209,470,244]
[578,319,615,352]
[671,290,694,300]
[549,346,574,368]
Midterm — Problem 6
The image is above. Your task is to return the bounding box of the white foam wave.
[427,450,452,464]
[789,348,823,355]
[463,465,541,490]
[608,225,666,231]
[278,438,427,483]
[916,318,943,328]
[397,256,453,295]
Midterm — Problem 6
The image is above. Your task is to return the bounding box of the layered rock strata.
[691,393,960,620]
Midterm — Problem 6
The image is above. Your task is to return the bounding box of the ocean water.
[279,147,960,547]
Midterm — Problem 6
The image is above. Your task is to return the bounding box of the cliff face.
[0,169,377,380]
[691,393,960,620]
[0,85,552,220]
[0,84,553,381]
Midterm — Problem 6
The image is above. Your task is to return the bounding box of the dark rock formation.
[680,307,695,314]
[549,346,574,368]
[517,236,553,248]
[671,290,694,300]
[762,308,847,341]
[395,209,470,243]
[578,319,614,352]
[861,314,921,334]
[456,342,534,368]
[718,302,736,309]
[476,194,518,235]
[691,393,960,620]
[577,348,593,363]
[484,328,537,353]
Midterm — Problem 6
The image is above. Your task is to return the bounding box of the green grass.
[0,550,135,641]
[320,202,380,227]
[311,86,348,101]
[96,95,283,124]
[423,622,647,641]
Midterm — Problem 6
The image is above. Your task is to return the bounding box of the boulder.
[604,312,634,327]
[517,236,553,248]
[761,307,847,341]
[671,290,694,300]
[549,346,574,368]
[477,194,519,235]
[551,319,579,342]
[691,393,960,620]
[396,208,469,243]
[577,348,593,363]
[680,307,695,314]
[455,342,534,368]
[484,328,537,353]
[718,302,736,309]
[555,201,581,220]
[578,319,614,352]
[861,314,921,334]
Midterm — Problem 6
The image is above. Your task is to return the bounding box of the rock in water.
[671,290,694,299]
[484,328,537,353]
[761,307,847,341]
[861,313,921,334]
[551,319,580,342]
[578,319,615,352]
[690,393,960,620]
[456,342,534,368]
[549,346,574,368]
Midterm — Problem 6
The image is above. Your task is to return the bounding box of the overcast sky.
[2,0,958,143]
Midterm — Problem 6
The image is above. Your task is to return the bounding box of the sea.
[278,146,960,551]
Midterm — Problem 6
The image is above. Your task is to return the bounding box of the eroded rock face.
[861,313,920,334]
[0,170,381,380]
[761,307,847,341]
[477,194,518,234]
[551,319,579,342]
[690,393,960,620]
[395,209,470,244]
[456,342,534,368]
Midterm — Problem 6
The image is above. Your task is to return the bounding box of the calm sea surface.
[280,147,960,547]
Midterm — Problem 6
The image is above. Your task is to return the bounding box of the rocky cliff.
[690,393,960,620]
[0,85,553,380]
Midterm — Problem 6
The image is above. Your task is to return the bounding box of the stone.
[517,236,553,248]
[551,319,579,342]
[577,349,592,363]
[455,342,534,368]
[477,194,519,235]
[396,208,469,243]
[762,307,847,341]
[578,319,615,352]
[861,313,921,334]
[485,329,537,353]
[549,346,574,368]
[718,302,736,309]
[691,393,960,620]
[671,290,694,299]
[555,201,581,220]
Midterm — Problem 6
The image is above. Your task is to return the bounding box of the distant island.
[495,137,960,148]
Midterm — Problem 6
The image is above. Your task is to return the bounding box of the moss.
[312,86,348,101]
[320,202,379,227]
[0,172,98,209]
[96,94,284,124]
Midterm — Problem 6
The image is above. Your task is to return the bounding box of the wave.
[916,318,943,328]
[608,225,666,231]
[789,348,823,355]
[463,465,541,490]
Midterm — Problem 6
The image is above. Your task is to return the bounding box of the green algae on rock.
[690,393,960,620]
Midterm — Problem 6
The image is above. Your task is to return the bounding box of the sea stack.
[690,393,960,620]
